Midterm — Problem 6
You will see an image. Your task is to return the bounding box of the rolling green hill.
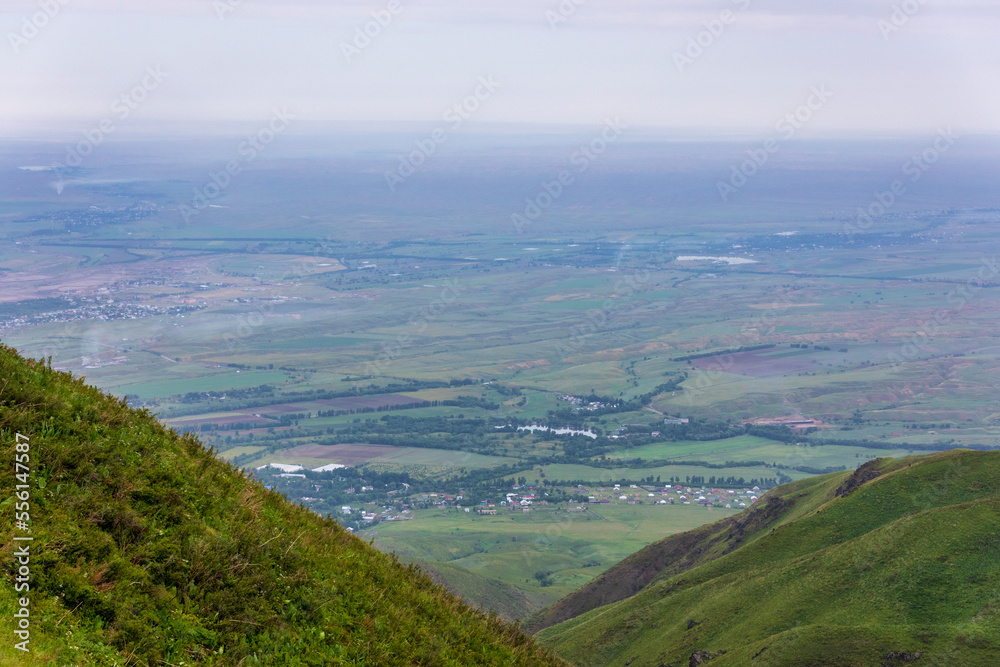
[416,560,547,622]
[0,344,565,666]
[532,451,1000,666]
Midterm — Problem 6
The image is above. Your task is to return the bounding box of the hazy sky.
[2,0,999,136]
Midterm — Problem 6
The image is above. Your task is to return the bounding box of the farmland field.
[3,138,1000,626]
[249,445,515,472]
[366,502,740,619]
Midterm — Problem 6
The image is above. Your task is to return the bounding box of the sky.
[2,0,999,137]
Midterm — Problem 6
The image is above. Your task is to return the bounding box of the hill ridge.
[0,344,566,666]
[533,449,1000,666]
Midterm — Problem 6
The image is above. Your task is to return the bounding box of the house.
[477,509,498,515]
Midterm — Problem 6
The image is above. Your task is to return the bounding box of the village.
[335,480,762,532]
[468,482,760,515]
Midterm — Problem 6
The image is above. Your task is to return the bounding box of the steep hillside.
[0,344,566,666]
[525,472,837,634]
[536,450,1000,667]
[535,451,1000,666]
[418,560,546,621]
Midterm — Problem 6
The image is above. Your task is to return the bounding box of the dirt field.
[279,443,404,465]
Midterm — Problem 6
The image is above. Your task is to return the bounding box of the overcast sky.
[2,0,999,137]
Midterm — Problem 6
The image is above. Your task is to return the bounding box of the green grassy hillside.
[524,473,835,635]
[0,344,566,666]
[417,560,547,622]
[534,451,1000,666]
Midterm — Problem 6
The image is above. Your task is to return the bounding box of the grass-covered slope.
[525,472,834,635]
[0,344,566,666]
[417,560,543,622]
[535,452,1000,666]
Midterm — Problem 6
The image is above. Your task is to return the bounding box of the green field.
[607,435,780,460]
[607,436,923,471]
[532,463,806,485]
[5,171,1000,643]
[534,451,1000,666]
[366,502,739,620]
[114,370,290,399]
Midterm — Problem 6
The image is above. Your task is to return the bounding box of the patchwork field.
[249,445,515,471]
[689,346,835,377]
[4,139,1000,633]
[280,443,405,464]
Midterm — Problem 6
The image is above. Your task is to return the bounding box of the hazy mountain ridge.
[0,343,566,666]
[533,451,1000,666]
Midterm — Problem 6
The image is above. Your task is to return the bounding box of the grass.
[113,371,290,399]
[366,503,739,620]
[608,437,924,471]
[533,450,1000,666]
[0,343,566,666]
[606,435,781,459]
[531,462,808,484]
